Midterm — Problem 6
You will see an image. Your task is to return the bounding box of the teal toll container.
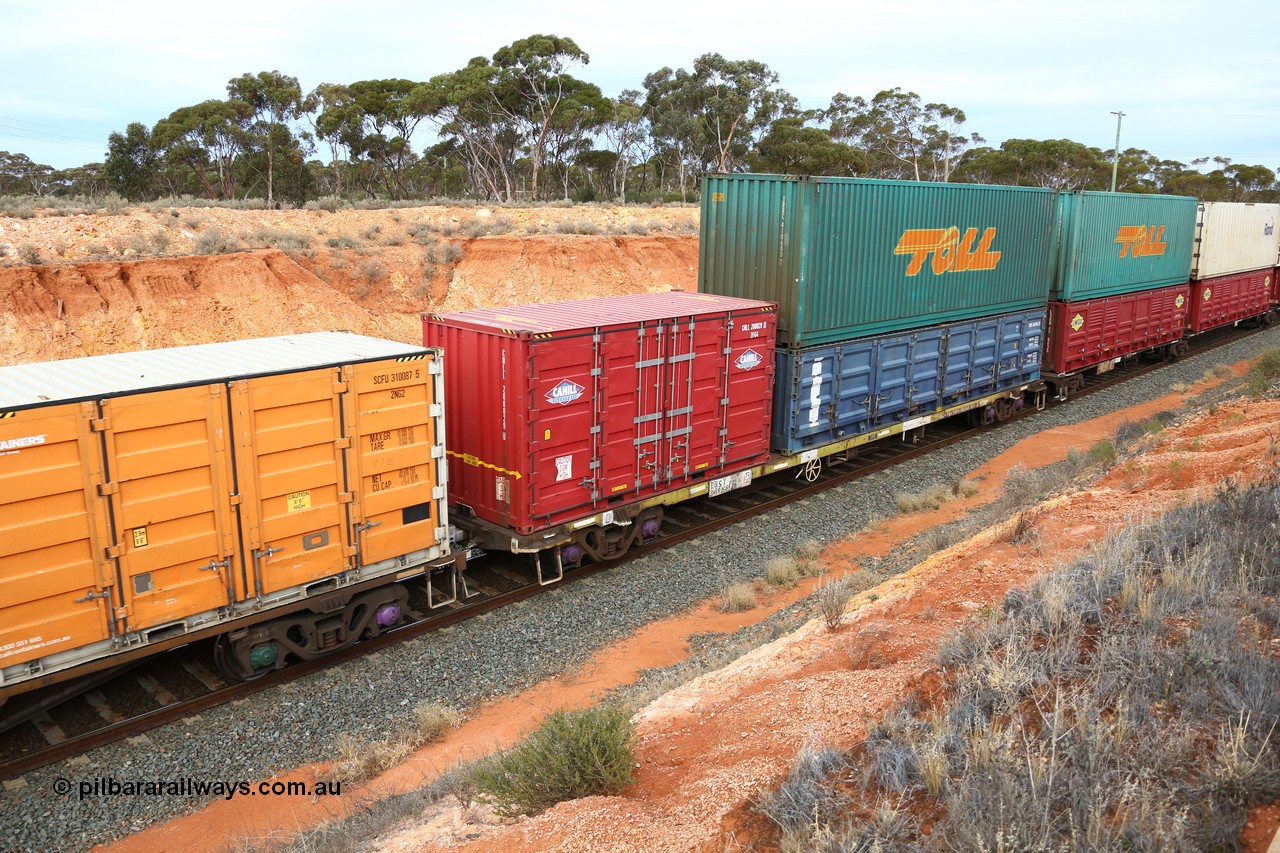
[1052,191,1197,301]
[699,174,1058,346]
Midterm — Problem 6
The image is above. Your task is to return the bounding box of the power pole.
[1110,111,1125,192]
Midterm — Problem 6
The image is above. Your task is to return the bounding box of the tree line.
[2,34,1276,205]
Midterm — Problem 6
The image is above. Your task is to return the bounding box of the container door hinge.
[338,492,354,504]
[428,361,443,375]
[431,444,445,459]
[334,437,353,449]
[90,417,111,432]
[97,481,120,496]
[429,403,443,417]
[104,544,124,559]
[343,545,359,558]
[332,380,349,393]
[433,485,447,500]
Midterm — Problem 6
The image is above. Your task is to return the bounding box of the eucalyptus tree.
[346,78,433,199]
[826,88,980,181]
[152,99,254,199]
[644,54,793,198]
[489,34,592,199]
[749,115,864,176]
[105,122,158,200]
[955,138,1107,189]
[310,83,362,197]
[601,89,648,200]
[227,71,313,207]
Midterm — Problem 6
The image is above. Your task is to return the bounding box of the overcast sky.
[3,0,1276,174]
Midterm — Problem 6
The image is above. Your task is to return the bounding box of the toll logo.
[894,227,1001,276]
[734,349,763,370]
[1071,314,1085,332]
[1115,225,1167,258]
[546,379,585,405]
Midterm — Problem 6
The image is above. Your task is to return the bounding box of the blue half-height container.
[771,308,1044,453]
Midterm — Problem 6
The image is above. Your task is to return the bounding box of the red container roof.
[425,291,776,338]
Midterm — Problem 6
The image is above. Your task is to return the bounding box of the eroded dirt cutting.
[0,233,698,365]
[98,376,1280,853]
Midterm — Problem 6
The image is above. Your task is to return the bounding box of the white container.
[1192,202,1280,279]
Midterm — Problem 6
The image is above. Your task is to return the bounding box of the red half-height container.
[424,292,777,539]
[1045,283,1189,375]
[1187,268,1273,333]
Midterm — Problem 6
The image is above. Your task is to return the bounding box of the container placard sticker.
[555,454,573,482]
[495,475,508,502]
[546,379,585,405]
[287,490,312,512]
[734,349,762,370]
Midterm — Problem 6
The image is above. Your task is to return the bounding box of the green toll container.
[1052,191,1197,301]
[699,174,1059,346]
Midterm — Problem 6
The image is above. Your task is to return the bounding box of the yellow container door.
[234,369,352,597]
[99,386,239,631]
[345,357,444,565]
[0,402,113,668]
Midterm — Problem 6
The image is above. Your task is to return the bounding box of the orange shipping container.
[0,333,449,697]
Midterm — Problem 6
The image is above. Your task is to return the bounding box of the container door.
[942,323,978,401]
[904,328,942,414]
[99,386,238,631]
[632,321,670,488]
[531,334,603,515]
[344,358,444,567]
[661,319,697,481]
[834,343,874,435]
[971,320,1001,395]
[0,402,113,669]
[996,313,1031,383]
[233,369,351,598]
[872,334,911,424]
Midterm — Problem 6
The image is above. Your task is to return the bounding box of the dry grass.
[720,582,757,612]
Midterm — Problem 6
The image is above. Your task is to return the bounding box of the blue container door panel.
[873,335,911,424]
[902,330,943,417]
[942,321,984,401]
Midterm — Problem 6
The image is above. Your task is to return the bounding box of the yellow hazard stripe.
[446,449,523,479]
[396,354,426,362]
[0,412,13,419]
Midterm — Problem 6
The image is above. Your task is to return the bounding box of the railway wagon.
[698,174,1058,346]
[0,333,452,698]
[424,291,778,574]
[1186,202,1279,333]
[1044,284,1189,384]
[772,308,1044,454]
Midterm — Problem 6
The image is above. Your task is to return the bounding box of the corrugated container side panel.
[1045,284,1188,374]
[771,309,1043,454]
[1193,202,1280,279]
[700,176,802,338]
[1187,270,1273,333]
[427,300,776,536]
[347,354,447,565]
[701,175,1057,345]
[0,402,113,669]
[1053,192,1197,300]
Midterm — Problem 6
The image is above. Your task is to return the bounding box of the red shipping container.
[1188,268,1272,333]
[1271,267,1279,307]
[1045,283,1188,375]
[424,292,777,542]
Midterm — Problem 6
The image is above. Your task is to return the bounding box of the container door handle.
[255,545,284,559]
[355,521,382,533]
[199,558,230,572]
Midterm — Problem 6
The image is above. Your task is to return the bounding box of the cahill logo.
[894,227,1001,276]
[1115,225,1167,257]
[0,433,47,453]
[545,379,585,406]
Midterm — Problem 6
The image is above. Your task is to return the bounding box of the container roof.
[0,332,427,409]
[426,291,776,336]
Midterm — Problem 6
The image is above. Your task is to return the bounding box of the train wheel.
[995,398,1016,421]
[796,458,822,482]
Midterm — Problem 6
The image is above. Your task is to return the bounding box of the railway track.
[0,320,1264,780]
